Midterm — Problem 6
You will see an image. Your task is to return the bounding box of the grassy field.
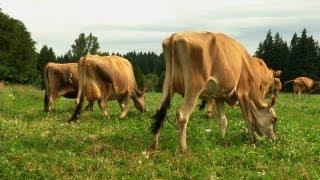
[0,85,320,179]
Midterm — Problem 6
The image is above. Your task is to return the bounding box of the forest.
[1,10,320,92]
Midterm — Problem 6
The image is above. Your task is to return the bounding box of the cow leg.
[85,101,94,112]
[98,84,111,119]
[177,90,202,153]
[118,93,130,119]
[206,99,217,118]
[44,92,50,112]
[215,99,228,146]
[48,93,58,112]
[98,99,110,119]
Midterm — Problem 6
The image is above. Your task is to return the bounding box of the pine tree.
[273,33,287,70]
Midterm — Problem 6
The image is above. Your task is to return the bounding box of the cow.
[44,62,94,112]
[200,57,282,118]
[250,57,282,98]
[284,77,320,99]
[150,32,278,153]
[69,54,146,122]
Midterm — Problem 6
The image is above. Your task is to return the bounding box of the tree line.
[255,29,320,91]
[1,10,320,92]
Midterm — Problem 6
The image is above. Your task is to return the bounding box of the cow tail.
[284,79,294,84]
[69,55,87,122]
[43,63,51,112]
[151,35,175,134]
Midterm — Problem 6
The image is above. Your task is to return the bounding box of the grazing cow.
[69,54,146,122]
[150,32,278,153]
[200,57,282,118]
[251,57,282,98]
[44,62,94,112]
[285,77,320,99]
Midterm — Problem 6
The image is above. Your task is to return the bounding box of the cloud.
[1,0,320,55]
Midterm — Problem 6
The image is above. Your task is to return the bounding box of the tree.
[37,45,56,88]
[273,32,289,71]
[255,29,277,69]
[70,33,100,61]
[144,73,159,91]
[134,67,145,89]
[0,10,37,84]
[255,30,289,73]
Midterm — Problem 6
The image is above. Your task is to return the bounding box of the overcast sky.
[1,0,320,56]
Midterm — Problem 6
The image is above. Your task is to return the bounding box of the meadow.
[0,85,320,179]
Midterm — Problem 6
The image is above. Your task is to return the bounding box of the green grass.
[0,85,320,179]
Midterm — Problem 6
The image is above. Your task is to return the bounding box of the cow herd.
[43,31,319,153]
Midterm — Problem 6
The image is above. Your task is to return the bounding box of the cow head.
[132,87,146,112]
[313,81,320,90]
[251,96,277,141]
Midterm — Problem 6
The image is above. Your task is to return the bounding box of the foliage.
[37,45,56,88]
[123,51,165,91]
[0,85,320,179]
[0,10,37,84]
[57,33,100,63]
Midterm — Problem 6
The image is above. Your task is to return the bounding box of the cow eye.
[272,117,277,123]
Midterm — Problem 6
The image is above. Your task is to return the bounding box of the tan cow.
[69,54,146,122]
[251,57,282,97]
[44,62,94,112]
[202,57,282,118]
[285,77,320,99]
[150,32,278,153]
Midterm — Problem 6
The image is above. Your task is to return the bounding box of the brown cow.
[285,77,320,99]
[69,54,146,122]
[150,32,278,153]
[44,62,94,112]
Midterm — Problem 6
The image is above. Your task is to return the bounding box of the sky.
[1,0,320,56]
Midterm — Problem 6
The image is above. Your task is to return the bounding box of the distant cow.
[151,32,278,153]
[44,62,94,112]
[69,54,146,122]
[285,77,320,98]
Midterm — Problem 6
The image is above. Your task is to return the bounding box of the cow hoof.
[68,118,78,123]
[250,138,258,145]
[148,142,158,152]
[179,148,188,154]
[222,140,229,147]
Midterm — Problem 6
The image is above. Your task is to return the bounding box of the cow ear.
[142,86,147,94]
[273,70,282,78]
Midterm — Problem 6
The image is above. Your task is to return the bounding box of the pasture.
[0,85,320,179]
